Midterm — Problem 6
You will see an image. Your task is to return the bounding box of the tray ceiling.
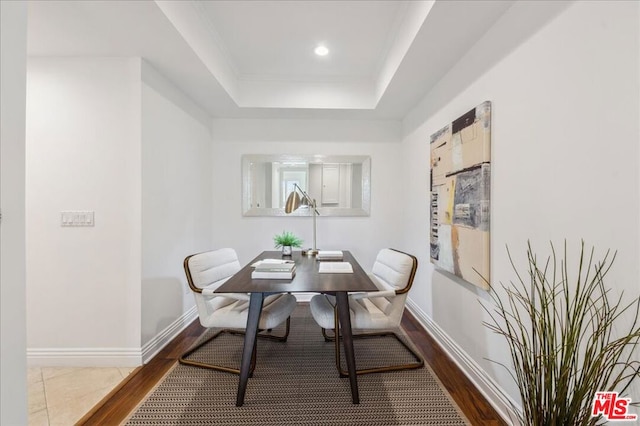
[27,0,513,119]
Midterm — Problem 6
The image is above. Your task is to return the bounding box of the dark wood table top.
[215,250,378,294]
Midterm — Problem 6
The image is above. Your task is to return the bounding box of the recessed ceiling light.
[314,45,329,56]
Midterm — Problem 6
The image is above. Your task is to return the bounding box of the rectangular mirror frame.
[242,154,371,217]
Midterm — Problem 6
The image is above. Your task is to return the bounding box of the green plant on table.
[273,230,303,249]
[482,240,640,426]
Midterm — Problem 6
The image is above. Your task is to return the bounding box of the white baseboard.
[141,306,198,363]
[27,348,142,367]
[405,299,520,425]
[294,292,316,302]
[27,307,199,367]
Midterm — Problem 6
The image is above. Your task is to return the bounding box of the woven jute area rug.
[124,305,470,425]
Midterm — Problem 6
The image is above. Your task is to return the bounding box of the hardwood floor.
[78,308,506,425]
[401,311,507,426]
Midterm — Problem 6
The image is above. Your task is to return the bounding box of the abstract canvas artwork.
[430,101,491,289]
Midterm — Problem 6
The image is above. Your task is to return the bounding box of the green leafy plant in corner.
[482,240,640,425]
[273,231,303,249]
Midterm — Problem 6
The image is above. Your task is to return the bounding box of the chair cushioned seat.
[202,293,297,329]
[309,294,335,329]
[310,292,398,330]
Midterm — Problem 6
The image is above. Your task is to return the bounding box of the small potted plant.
[273,231,303,256]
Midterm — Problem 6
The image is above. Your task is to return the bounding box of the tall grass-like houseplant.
[483,241,640,425]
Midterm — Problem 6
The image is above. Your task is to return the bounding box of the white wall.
[25,58,215,366]
[401,0,640,420]
[26,57,143,366]
[0,1,28,423]
[211,118,403,269]
[141,62,213,354]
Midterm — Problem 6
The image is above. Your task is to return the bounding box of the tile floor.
[28,366,136,426]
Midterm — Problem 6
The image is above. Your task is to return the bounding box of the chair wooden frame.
[321,249,424,376]
[179,254,291,375]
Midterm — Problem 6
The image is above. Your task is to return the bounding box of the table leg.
[236,292,264,407]
[335,291,359,404]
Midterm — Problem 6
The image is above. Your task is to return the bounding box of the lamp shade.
[285,191,301,214]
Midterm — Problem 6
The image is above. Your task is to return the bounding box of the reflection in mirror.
[242,155,371,217]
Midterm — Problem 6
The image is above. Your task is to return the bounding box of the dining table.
[215,250,378,407]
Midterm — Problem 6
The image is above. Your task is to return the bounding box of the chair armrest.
[350,289,396,300]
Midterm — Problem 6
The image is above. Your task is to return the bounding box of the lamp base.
[302,248,319,256]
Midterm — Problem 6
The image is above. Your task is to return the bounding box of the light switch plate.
[61,211,95,227]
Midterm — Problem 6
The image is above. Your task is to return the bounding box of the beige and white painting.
[430,101,491,289]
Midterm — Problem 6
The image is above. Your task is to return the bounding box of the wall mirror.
[242,154,371,217]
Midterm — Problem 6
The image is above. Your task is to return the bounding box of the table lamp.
[285,183,320,256]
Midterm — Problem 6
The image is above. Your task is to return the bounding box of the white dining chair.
[309,248,424,375]
[181,248,297,374]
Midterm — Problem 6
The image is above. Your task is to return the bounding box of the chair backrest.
[184,248,242,324]
[371,248,418,294]
[367,248,418,326]
[184,248,241,293]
